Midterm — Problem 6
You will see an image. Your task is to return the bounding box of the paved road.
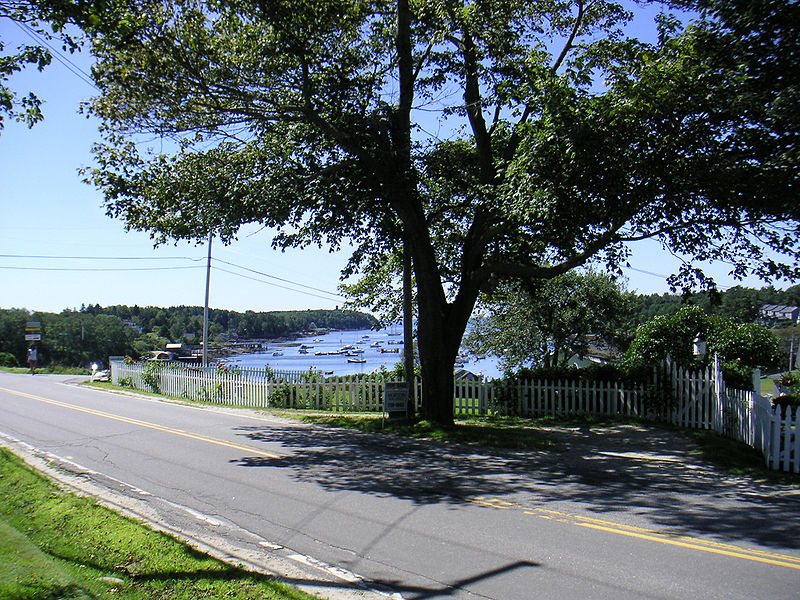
[1,372,798,599]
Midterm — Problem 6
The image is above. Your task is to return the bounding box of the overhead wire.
[212,266,343,303]
[0,265,205,272]
[0,253,345,301]
[13,21,97,91]
[0,254,205,261]
[212,257,344,299]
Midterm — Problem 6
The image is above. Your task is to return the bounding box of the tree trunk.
[402,238,415,416]
[416,297,459,427]
[412,248,478,427]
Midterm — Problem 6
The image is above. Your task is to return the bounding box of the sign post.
[25,322,41,342]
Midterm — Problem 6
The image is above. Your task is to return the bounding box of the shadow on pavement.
[230,422,799,550]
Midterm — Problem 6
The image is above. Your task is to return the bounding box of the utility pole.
[202,233,212,367]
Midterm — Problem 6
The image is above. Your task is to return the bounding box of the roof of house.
[760,304,799,314]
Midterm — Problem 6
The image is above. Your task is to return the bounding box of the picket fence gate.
[110,358,798,472]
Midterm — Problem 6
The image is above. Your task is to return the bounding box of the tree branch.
[477,225,622,282]
[461,27,495,184]
[506,0,587,159]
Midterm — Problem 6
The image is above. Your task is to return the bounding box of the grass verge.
[1,366,90,375]
[0,448,314,600]
[684,429,799,485]
[293,413,572,451]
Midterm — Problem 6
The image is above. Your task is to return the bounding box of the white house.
[759,304,799,325]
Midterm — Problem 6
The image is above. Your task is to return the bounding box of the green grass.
[761,376,777,397]
[1,366,89,375]
[0,448,315,600]
[0,520,94,600]
[294,414,566,451]
[684,429,800,485]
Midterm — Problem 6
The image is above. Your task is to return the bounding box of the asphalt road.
[1,372,798,600]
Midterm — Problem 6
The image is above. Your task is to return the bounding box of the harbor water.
[221,328,502,379]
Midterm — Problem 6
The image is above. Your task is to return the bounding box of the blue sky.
[0,14,792,315]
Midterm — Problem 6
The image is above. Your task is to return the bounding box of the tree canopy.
[465,271,635,371]
[0,0,84,132]
[46,0,800,424]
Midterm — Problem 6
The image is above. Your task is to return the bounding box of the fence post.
[751,368,761,394]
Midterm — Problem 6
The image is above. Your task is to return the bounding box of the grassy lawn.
[683,428,800,485]
[289,413,567,451]
[1,366,90,376]
[0,448,315,600]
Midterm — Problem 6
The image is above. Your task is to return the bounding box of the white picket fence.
[110,358,798,472]
[111,361,406,411]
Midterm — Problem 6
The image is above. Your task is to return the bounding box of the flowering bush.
[123,355,137,365]
[216,363,240,376]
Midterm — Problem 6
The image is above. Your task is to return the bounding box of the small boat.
[380,347,400,354]
[347,357,367,364]
[272,351,284,356]
[324,370,334,375]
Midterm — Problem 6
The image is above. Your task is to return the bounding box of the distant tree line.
[0,305,378,368]
[636,284,800,324]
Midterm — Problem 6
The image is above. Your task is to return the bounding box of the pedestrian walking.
[27,346,37,375]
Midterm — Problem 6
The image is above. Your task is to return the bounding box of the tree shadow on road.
[230,422,800,550]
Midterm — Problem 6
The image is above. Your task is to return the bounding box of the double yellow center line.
[470,498,800,571]
[0,386,280,460]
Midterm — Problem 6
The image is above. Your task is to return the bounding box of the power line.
[212,266,342,303]
[14,21,97,90]
[0,265,205,272]
[1,253,345,299]
[0,254,205,261]
[623,265,735,291]
[213,257,343,300]
[624,266,669,279]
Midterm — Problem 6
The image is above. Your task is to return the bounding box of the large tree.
[56,0,800,425]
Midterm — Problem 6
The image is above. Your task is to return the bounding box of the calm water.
[221,328,502,379]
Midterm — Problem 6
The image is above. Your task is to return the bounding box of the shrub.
[720,360,754,390]
[509,362,648,386]
[0,352,18,367]
[780,371,800,395]
[772,395,799,418]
